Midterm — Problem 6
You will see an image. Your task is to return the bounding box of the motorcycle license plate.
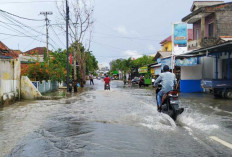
[170,100,179,104]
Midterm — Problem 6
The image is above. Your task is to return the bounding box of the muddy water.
[0,80,232,157]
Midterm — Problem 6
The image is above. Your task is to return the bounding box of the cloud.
[123,50,142,59]
[114,26,128,35]
[113,26,140,36]
[148,45,156,51]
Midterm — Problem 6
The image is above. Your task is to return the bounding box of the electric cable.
[0,9,43,21]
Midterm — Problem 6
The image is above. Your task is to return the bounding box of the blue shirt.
[155,72,177,93]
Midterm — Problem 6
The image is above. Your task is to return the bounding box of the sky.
[0,0,230,67]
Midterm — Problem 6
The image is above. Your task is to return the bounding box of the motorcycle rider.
[154,65,177,112]
[104,74,110,89]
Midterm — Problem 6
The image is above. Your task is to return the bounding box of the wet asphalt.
[0,79,232,157]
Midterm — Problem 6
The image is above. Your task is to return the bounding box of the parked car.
[132,77,140,84]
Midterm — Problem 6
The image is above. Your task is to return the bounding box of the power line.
[0,20,45,28]
[0,0,62,4]
[0,12,46,36]
[50,25,65,47]
[0,32,43,37]
[0,9,43,21]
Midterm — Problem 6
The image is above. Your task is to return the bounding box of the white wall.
[0,59,21,104]
[181,65,202,80]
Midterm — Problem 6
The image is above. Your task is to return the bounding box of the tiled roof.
[160,29,193,45]
[24,47,51,55]
[0,41,20,59]
[0,41,10,51]
[153,51,172,61]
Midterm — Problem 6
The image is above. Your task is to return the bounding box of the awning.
[150,63,161,68]
[183,41,232,56]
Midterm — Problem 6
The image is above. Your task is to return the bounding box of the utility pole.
[66,0,70,92]
[40,11,53,58]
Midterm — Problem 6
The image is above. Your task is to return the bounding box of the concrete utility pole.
[66,0,70,92]
[40,11,53,58]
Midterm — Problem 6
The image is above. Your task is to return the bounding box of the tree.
[24,49,71,83]
[85,51,98,75]
[133,55,154,68]
[57,0,94,88]
[110,55,155,79]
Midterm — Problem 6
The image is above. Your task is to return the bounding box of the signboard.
[173,23,188,55]
[113,71,118,74]
[150,68,155,75]
[138,66,148,73]
[176,57,198,66]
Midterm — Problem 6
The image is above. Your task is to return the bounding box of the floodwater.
[0,80,232,157]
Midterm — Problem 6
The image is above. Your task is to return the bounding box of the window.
[196,29,199,40]
[208,23,214,37]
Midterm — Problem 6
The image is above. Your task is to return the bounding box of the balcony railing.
[188,37,218,50]
[188,39,201,50]
[200,37,218,48]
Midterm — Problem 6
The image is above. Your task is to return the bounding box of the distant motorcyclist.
[154,65,177,112]
[139,75,144,87]
[104,74,111,86]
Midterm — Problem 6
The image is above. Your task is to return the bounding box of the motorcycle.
[156,84,184,121]
[105,83,110,90]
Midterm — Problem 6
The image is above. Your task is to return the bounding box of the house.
[21,47,51,75]
[0,41,20,59]
[0,41,21,105]
[21,47,50,62]
[177,1,232,95]
[182,1,232,49]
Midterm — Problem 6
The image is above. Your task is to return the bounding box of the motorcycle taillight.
[168,91,179,97]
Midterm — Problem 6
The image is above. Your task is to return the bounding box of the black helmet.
[163,65,169,72]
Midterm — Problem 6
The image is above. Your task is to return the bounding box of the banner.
[150,68,155,75]
[173,23,188,55]
[69,53,72,64]
[138,66,148,73]
[175,57,198,66]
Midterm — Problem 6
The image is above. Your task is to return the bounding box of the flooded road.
[1,80,232,157]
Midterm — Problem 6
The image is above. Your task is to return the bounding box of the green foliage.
[133,55,155,68]
[110,55,155,74]
[85,51,98,75]
[24,49,72,83]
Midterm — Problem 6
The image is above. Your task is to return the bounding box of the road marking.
[210,136,232,150]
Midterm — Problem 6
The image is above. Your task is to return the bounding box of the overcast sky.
[0,0,230,67]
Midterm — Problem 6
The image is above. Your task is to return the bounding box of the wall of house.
[216,10,232,38]
[205,14,216,37]
[162,42,172,52]
[193,21,201,40]
[0,59,21,105]
[193,14,216,40]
